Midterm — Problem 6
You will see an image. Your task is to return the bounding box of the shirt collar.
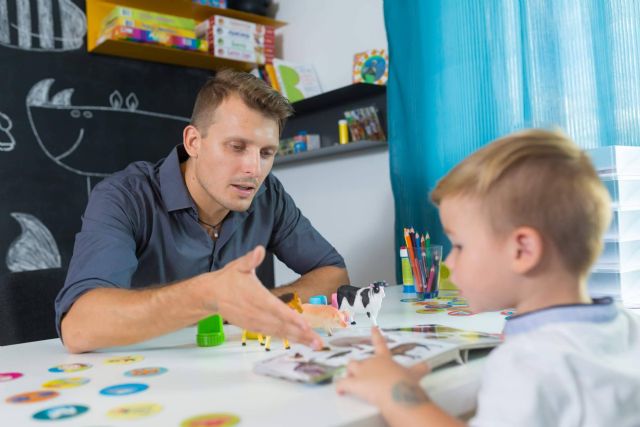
[158,144,268,214]
[504,297,618,336]
[159,145,196,212]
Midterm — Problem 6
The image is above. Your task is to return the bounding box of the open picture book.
[253,324,503,384]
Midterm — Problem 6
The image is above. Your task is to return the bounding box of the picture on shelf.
[353,48,388,85]
[344,106,386,142]
[273,59,323,103]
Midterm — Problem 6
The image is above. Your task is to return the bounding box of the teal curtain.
[384,0,640,278]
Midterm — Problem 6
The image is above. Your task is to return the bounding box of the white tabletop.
[0,285,506,426]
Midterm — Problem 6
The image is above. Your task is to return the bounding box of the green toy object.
[197,314,225,347]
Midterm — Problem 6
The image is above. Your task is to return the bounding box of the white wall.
[271,0,395,287]
[275,0,388,92]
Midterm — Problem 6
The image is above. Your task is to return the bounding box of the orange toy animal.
[241,292,303,351]
[301,303,349,336]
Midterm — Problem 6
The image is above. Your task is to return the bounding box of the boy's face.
[439,196,518,313]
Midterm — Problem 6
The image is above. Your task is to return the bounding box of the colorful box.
[103,6,196,31]
[198,15,275,64]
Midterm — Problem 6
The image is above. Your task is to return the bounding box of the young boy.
[336,129,640,426]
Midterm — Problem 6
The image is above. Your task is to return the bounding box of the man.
[56,70,350,353]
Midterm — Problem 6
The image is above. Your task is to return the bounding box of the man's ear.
[183,125,202,158]
[509,226,543,274]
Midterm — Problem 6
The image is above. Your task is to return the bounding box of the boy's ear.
[508,226,543,274]
[183,125,202,158]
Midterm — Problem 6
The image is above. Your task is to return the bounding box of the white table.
[0,286,506,426]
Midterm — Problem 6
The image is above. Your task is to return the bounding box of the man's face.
[189,94,279,213]
[439,196,517,313]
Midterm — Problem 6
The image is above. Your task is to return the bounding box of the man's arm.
[62,247,323,353]
[271,266,349,302]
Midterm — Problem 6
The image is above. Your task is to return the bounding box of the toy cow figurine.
[301,303,349,336]
[337,281,387,326]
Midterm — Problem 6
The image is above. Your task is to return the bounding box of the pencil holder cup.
[421,245,443,299]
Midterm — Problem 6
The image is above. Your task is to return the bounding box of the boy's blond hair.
[431,129,611,277]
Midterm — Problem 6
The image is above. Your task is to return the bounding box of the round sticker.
[181,413,241,427]
[416,308,445,314]
[104,355,144,365]
[125,367,168,378]
[6,390,59,404]
[107,402,162,420]
[32,404,89,421]
[413,302,451,309]
[0,372,23,382]
[48,363,92,373]
[447,309,475,316]
[42,377,90,389]
[400,297,424,303]
[447,301,470,307]
[100,383,148,396]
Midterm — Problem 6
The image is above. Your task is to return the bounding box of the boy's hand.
[336,327,431,407]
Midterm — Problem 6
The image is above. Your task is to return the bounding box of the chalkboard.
[0,0,211,276]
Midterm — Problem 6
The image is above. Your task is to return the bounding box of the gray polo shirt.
[55,145,345,335]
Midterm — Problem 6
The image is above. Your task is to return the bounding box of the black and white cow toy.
[337,281,387,326]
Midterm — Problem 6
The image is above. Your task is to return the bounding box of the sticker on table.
[447,309,475,316]
[124,367,168,378]
[416,308,445,314]
[107,402,162,420]
[103,355,144,365]
[32,404,89,421]
[447,300,470,307]
[100,383,148,396]
[413,302,451,309]
[400,297,424,303]
[501,309,516,319]
[0,372,23,382]
[181,413,241,427]
[6,390,59,404]
[42,377,90,389]
[48,363,92,373]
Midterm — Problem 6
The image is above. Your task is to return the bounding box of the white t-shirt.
[470,299,640,427]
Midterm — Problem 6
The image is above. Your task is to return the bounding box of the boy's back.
[472,300,640,426]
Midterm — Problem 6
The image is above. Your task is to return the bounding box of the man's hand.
[205,245,323,350]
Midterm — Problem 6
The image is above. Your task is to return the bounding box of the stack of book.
[98,6,206,52]
[195,15,274,64]
[587,145,640,308]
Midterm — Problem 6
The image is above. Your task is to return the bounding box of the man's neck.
[180,160,229,225]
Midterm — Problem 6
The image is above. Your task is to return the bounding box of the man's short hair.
[190,69,294,136]
[431,129,611,277]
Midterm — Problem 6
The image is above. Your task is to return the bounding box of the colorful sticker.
[107,402,162,420]
[400,297,424,303]
[100,383,148,396]
[447,301,469,307]
[32,404,89,421]
[0,372,23,382]
[6,390,59,404]
[42,377,90,389]
[416,308,445,314]
[103,355,144,365]
[447,309,475,316]
[124,367,168,377]
[181,413,241,427]
[413,302,451,309]
[48,363,92,373]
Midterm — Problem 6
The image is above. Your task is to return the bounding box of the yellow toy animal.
[241,292,303,351]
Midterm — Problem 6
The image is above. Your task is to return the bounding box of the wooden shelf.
[274,140,387,166]
[291,83,386,115]
[86,0,286,71]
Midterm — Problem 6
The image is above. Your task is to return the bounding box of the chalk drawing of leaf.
[126,93,139,111]
[109,91,123,108]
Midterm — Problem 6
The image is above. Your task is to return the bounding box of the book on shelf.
[272,59,322,103]
[254,324,502,384]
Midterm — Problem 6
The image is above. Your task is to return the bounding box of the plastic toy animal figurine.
[301,303,349,336]
[241,292,303,351]
[337,281,387,326]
